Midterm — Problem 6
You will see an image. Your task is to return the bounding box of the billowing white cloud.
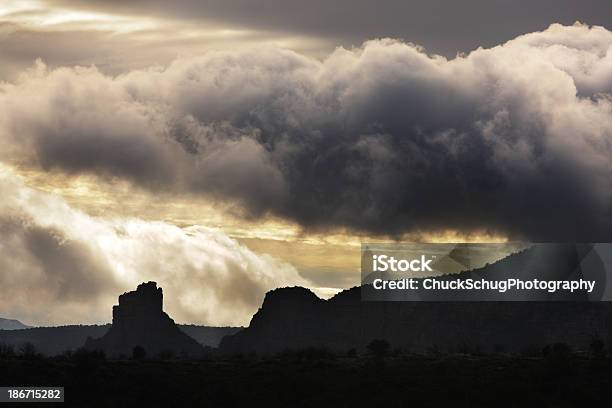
[0,168,307,326]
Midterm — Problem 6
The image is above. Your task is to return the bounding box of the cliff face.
[85,282,204,358]
[111,282,164,335]
[220,245,612,354]
[221,286,612,354]
[221,287,326,353]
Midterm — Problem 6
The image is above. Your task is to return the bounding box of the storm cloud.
[1,23,612,240]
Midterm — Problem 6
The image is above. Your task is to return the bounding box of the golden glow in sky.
[6,163,508,295]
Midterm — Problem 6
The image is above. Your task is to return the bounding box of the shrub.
[590,337,606,357]
[132,345,146,361]
[0,343,15,359]
[19,342,40,359]
[73,348,106,372]
[158,349,175,360]
[367,339,390,358]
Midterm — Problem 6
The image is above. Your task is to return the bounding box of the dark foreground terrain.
[0,324,239,356]
[1,343,611,407]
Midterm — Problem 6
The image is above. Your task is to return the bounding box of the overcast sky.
[2,0,612,79]
[46,0,612,54]
[0,1,611,326]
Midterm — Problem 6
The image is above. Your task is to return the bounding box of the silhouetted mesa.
[85,282,205,358]
[221,286,612,354]
[221,245,612,354]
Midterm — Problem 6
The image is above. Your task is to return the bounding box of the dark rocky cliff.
[85,282,205,358]
[220,244,612,354]
[221,286,612,354]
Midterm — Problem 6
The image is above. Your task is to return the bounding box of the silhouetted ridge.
[0,317,30,330]
[261,286,322,307]
[0,324,239,356]
[222,287,326,352]
[85,282,204,358]
[220,245,612,354]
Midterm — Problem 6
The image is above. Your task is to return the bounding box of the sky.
[0,0,611,326]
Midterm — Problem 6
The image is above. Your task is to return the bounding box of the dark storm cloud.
[2,23,612,240]
[49,0,612,56]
